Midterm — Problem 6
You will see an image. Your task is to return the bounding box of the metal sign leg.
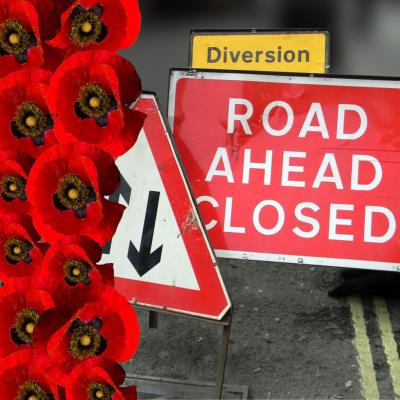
[214,309,233,400]
[136,305,237,399]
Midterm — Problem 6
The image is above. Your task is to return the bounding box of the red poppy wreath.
[0,0,144,396]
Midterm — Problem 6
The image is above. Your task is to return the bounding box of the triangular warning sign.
[101,94,231,320]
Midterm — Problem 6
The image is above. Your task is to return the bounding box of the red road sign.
[168,70,400,271]
[101,94,231,320]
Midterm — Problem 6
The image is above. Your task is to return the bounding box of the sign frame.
[103,92,231,320]
[189,29,330,73]
[168,68,400,272]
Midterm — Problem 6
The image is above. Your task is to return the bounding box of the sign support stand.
[102,94,235,396]
[215,308,233,399]
[134,304,234,400]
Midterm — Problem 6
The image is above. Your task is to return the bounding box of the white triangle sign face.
[101,94,231,320]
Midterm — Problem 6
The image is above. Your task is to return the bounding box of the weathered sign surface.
[101,94,231,320]
[169,70,400,271]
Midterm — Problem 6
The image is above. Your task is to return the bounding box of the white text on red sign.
[169,72,400,269]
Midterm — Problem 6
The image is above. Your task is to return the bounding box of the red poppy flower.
[0,350,58,399]
[0,213,45,282]
[26,142,125,246]
[40,235,114,288]
[47,0,141,54]
[47,284,140,377]
[0,277,113,368]
[28,282,128,374]
[65,358,137,400]
[0,277,57,357]
[48,50,145,158]
[32,287,103,360]
[0,150,33,215]
[0,0,44,78]
[0,69,58,158]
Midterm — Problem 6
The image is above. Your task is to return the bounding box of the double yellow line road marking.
[349,296,400,399]
[374,297,400,399]
[348,296,379,399]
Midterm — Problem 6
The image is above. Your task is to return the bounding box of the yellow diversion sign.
[190,30,329,73]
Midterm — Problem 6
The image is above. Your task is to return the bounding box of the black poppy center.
[64,259,93,286]
[74,82,118,127]
[53,174,97,219]
[0,19,38,64]
[11,308,39,345]
[16,380,54,400]
[69,4,107,47]
[1,175,27,202]
[11,101,54,147]
[87,382,116,400]
[68,318,107,360]
[4,237,33,265]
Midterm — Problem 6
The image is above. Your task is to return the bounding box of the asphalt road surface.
[122,1,400,398]
[124,262,400,399]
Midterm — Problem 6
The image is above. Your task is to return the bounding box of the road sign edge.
[136,93,232,319]
[166,70,400,269]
